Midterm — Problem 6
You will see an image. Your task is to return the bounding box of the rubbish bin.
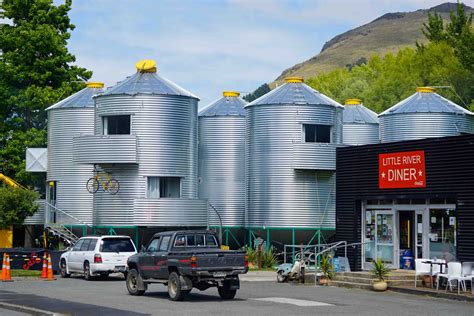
[399,249,413,270]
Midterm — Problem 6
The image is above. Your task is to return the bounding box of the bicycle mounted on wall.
[86,165,120,195]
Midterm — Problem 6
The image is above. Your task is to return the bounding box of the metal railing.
[44,202,92,228]
[208,203,223,245]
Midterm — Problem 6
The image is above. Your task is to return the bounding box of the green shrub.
[319,253,335,280]
[371,259,390,281]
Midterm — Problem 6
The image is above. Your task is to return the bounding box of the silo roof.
[343,99,379,124]
[246,77,343,108]
[46,82,104,110]
[100,59,199,100]
[199,91,247,117]
[379,87,473,116]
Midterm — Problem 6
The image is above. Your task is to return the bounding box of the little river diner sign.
[379,150,426,189]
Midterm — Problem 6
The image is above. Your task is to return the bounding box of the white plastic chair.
[414,259,431,287]
[437,262,464,294]
[460,262,473,292]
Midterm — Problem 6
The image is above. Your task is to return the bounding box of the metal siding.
[24,200,45,225]
[47,108,94,225]
[246,104,342,229]
[133,199,208,226]
[198,116,245,227]
[91,93,205,226]
[380,113,473,143]
[343,123,380,145]
[73,135,138,164]
[292,143,341,170]
[336,134,474,271]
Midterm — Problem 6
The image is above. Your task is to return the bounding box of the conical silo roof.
[246,77,343,108]
[46,82,104,110]
[199,91,247,117]
[101,59,199,100]
[379,87,472,116]
[343,99,379,124]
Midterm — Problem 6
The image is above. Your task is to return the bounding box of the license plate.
[115,266,126,272]
[213,272,227,278]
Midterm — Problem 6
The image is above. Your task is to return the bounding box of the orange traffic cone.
[2,254,13,282]
[44,254,56,281]
[40,253,48,279]
[1,253,6,281]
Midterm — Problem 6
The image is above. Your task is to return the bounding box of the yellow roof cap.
[135,59,157,73]
[416,87,435,93]
[345,98,362,105]
[284,76,304,83]
[223,91,240,97]
[86,82,104,88]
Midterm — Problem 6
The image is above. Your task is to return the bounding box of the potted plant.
[318,253,335,286]
[371,259,390,291]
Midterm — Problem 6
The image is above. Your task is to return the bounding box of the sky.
[63,0,472,107]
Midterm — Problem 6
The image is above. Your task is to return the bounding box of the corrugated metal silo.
[74,60,208,227]
[46,82,104,225]
[245,77,343,240]
[343,98,379,145]
[380,87,474,143]
[198,91,247,228]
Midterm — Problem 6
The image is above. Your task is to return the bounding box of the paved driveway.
[0,275,472,315]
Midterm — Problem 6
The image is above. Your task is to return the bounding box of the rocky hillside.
[271,2,472,87]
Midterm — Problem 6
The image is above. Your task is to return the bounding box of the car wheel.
[168,272,189,301]
[84,262,92,281]
[218,281,237,300]
[60,259,70,278]
[277,270,286,283]
[126,269,146,296]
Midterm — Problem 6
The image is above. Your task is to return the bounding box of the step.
[329,280,373,290]
[333,275,422,285]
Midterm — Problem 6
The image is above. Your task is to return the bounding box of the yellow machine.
[0,173,26,248]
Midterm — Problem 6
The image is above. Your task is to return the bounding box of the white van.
[60,235,137,280]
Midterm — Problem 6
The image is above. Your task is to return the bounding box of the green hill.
[270,2,472,88]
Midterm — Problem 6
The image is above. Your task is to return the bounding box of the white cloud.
[66,0,462,105]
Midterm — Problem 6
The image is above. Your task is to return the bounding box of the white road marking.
[252,297,333,307]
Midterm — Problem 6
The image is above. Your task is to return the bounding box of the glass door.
[415,210,425,259]
[375,212,394,266]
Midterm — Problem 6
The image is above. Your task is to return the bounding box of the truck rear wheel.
[168,272,190,301]
[126,269,146,296]
[218,281,237,300]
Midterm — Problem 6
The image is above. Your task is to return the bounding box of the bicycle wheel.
[86,178,100,193]
[106,179,120,195]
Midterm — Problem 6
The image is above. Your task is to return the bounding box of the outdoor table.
[422,260,446,288]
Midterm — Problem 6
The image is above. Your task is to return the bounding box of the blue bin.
[399,249,414,269]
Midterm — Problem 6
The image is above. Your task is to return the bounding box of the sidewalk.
[241,270,276,282]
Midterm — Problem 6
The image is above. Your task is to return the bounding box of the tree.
[0,0,91,184]
[243,83,271,102]
[0,187,39,228]
[421,11,446,42]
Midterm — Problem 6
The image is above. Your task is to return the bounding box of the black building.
[336,134,474,271]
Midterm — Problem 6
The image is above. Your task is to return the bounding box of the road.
[0,274,472,315]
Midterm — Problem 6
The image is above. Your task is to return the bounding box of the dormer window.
[103,115,131,135]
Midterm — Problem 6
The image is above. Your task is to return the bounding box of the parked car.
[126,230,248,301]
[60,235,137,280]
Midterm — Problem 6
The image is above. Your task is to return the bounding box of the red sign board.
[379,150,426,189]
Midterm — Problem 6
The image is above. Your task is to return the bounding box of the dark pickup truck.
[126,230,248,301]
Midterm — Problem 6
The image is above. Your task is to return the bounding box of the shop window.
[147,177,181,198]
[103,115,131,135]
[303,124,331,143]
[429,209,456,261]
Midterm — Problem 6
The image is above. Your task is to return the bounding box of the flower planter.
[373,280,388,291]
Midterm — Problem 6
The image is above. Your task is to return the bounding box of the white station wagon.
[60,235,137,280]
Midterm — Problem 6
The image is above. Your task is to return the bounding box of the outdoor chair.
[414,259,431,287]
[437,262,465,294]
[460,262,473,292]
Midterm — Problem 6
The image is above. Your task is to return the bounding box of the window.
[88,239,98,251]
[429,209,456,261]
[159,236,171,251]
[100,238,135,253]
[303,124,331,143]
[174,235,186,247]
[147,238,161,252]
[206,235,218,247]
[72,240,84,251]
[195,234,205,247]
[103,115,131,135]
[147,177,181,198]
[80,239,91,251]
